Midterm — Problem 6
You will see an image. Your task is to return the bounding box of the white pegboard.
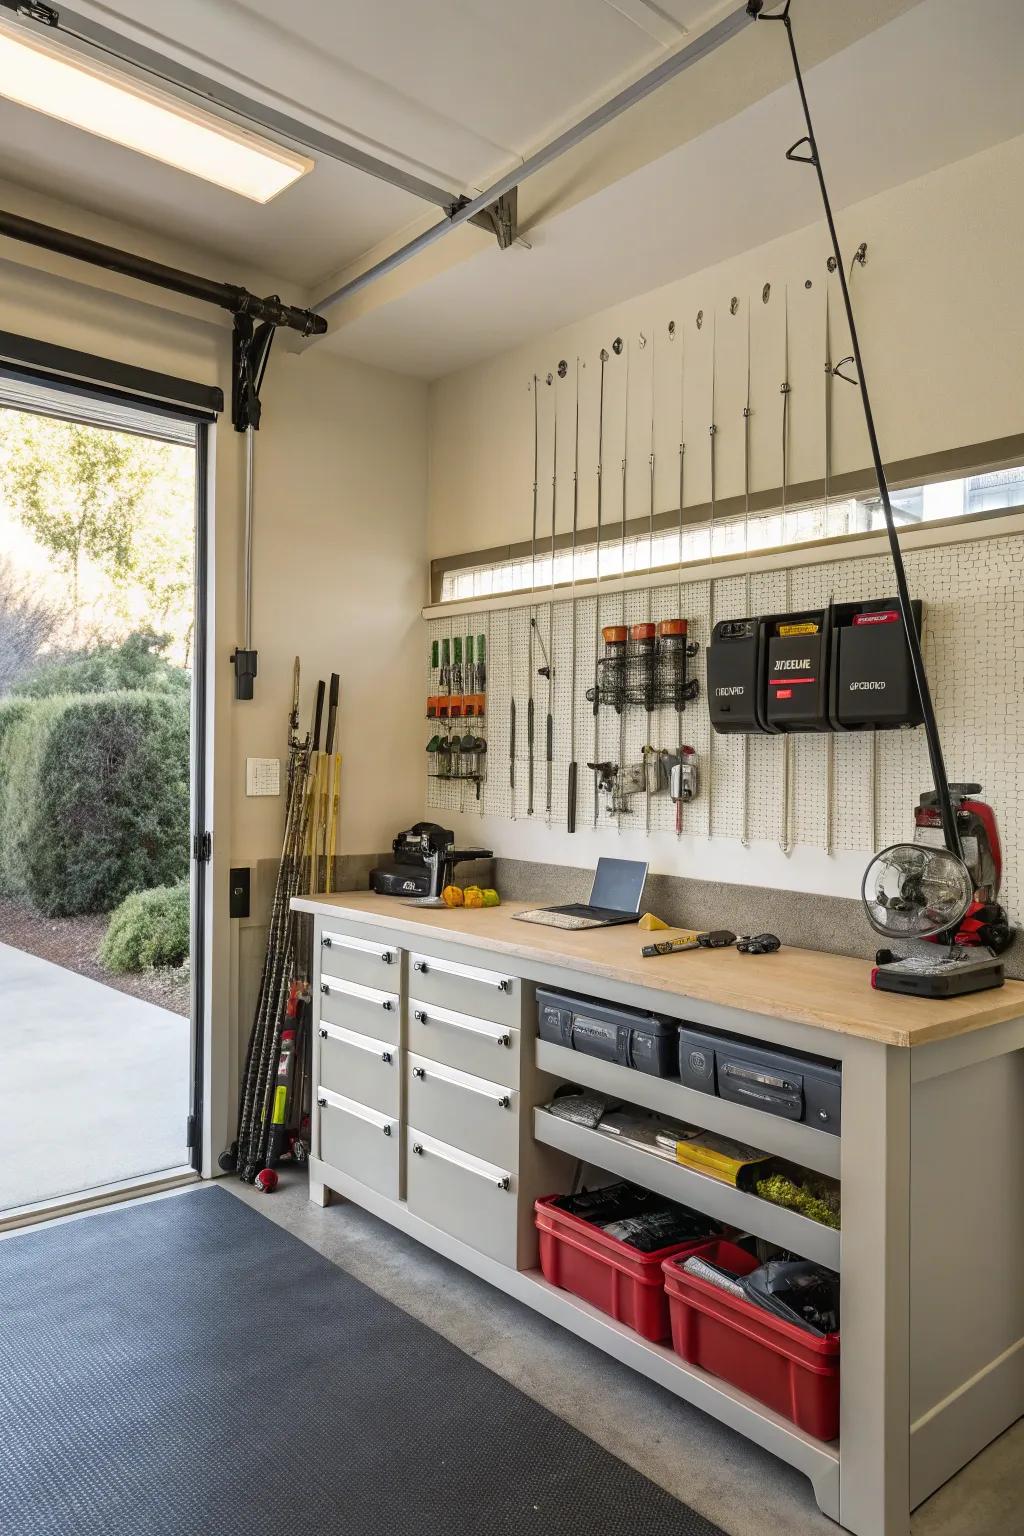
[427,531,1024,918]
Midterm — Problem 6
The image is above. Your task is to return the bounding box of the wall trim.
[910,1335,1024,1509]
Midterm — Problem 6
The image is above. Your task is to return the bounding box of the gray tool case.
[537,988,679,1077]
[678,1025,842,1135]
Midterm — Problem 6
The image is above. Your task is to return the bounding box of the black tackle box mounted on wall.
[678,1025,842,1135]
[707,599,924,737]
[828,599,923,730]
[537,989,679,1078]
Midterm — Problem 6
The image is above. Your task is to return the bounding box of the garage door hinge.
[193,830,213,863]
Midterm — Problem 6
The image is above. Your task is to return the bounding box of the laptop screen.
[590,857,648,914]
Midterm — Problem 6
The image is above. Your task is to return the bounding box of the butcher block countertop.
[292,890,1024,1049]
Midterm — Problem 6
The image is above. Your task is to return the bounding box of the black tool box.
[678,1025,842,1135]
[537,988,679,1077]
[706,618,764,734]
[763,610,830,732]
[828,599,923,730]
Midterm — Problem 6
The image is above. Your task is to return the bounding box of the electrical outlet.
[246,757,280,796]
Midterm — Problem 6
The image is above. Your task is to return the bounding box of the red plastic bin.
[663,1239,840,1441]
[534,1195,716,1343]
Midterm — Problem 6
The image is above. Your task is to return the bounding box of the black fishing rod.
[748,0,963,862]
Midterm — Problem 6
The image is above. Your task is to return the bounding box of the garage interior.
[1,3,1023,1535]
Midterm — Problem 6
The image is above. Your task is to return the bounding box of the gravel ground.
[0,898,190,1017]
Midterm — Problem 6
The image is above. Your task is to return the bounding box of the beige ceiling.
[0,0,922,288]
[0,0,1019,378]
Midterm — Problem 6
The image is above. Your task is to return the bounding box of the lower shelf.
[309,1152,841,1520]
[534,1108,842,1271]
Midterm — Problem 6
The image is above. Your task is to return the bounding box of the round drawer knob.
[413,1067,426,1079]
[382,1051,392,1063]
[381,999,393,1011]
[382,1124,392,1136]
[414,1009,426,1023]
[320,982,330,995]
[318,1027,328,1039]
[412,1142,424,1156]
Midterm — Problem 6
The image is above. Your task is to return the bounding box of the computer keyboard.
[514,909,603,930]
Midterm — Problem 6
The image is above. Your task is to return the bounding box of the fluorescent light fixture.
[0,21,313,203]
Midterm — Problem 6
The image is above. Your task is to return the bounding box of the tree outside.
[0,404,196,1016]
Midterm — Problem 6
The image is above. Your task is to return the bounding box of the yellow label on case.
[778,621,820,636]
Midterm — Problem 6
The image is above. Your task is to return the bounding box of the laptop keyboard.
[514,909,604,930]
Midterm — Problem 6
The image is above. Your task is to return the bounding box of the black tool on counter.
[736,933,781,955]
[642,928,736,957]
[370,823,491,903]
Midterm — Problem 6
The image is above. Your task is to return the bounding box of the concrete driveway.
[1,942,190,1213]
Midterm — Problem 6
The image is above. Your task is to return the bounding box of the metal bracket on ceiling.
[446,187,518,250]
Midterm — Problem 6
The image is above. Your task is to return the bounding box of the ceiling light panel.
[0,20,313,203]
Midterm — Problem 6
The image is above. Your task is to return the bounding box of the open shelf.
[536,1039,841,1179]
[534,1108,841,1271]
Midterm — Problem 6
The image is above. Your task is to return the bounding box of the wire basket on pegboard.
[587,620,700,714]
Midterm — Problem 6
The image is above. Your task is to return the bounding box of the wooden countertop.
[292,891,1024,1049]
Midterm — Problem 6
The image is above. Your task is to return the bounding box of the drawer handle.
[381,998,393,1011]
[319,1026,328,1039]
[412,1006,510,1047]
[382,1124,392,1136]
[382,1050,393,1063]
[317,1095,327,1106]
[411,1140,510,1190]
[413,1066,426,1079]
[412,957,511,992]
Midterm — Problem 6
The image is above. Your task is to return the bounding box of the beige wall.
[428,131,1024,564]
[0,221,429,1165]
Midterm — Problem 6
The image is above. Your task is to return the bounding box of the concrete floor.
[2,942,190,1212]
[227,1172,1023,1536]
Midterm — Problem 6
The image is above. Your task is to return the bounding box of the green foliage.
[0,690,189,916]
[0,697,34,892]
[755,1172,842,1230]
[15,630,189,699]
[0,412,158,615]
[100,882,190,973]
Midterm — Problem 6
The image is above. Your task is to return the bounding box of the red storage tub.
[663,1240,840,1440]
[535,1195,715,1343]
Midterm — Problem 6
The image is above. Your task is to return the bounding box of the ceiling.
[0,0,1021,377]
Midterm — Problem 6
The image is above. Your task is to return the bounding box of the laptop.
[515,858,649,931]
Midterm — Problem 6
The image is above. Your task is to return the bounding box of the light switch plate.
[246,756,280,796]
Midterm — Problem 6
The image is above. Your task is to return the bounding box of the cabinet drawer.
[320,928,400,991]
[408,951,519,1026]
[406,1128,517,1267]
[319,972,400,1047]
[317,1088,399,1200]
[408,997,519,1087]
[319,1023,399,1118]
[407,1052,518,1169]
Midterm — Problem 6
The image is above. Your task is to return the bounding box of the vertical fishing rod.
[749,0,963,861]
[779,287,793,856]
[740,302,753,847]
[527,375,539,816]
[823,288,836,857]
[592,347,609,825]
[645,332,657,835]
[616,340,631,834]
[675,325,687,839]
[545,372,558,822]
[568,358,581,832]
[706,313,718,839]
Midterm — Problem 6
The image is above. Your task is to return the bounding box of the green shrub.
[100,882,189,972]
[15,630,189,699]
[1,689,189,915]
[0,697,35,892]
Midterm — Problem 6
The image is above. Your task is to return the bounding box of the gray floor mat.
[0,1185,729,1536]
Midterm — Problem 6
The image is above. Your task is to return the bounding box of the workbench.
[292,890,1024,1536]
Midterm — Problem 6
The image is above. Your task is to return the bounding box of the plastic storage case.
[537,988,679,1077]
[828,598,923,730]
[677,1025,842,1135]
[663,1239,841,1439]
[535,1196,716,1342]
